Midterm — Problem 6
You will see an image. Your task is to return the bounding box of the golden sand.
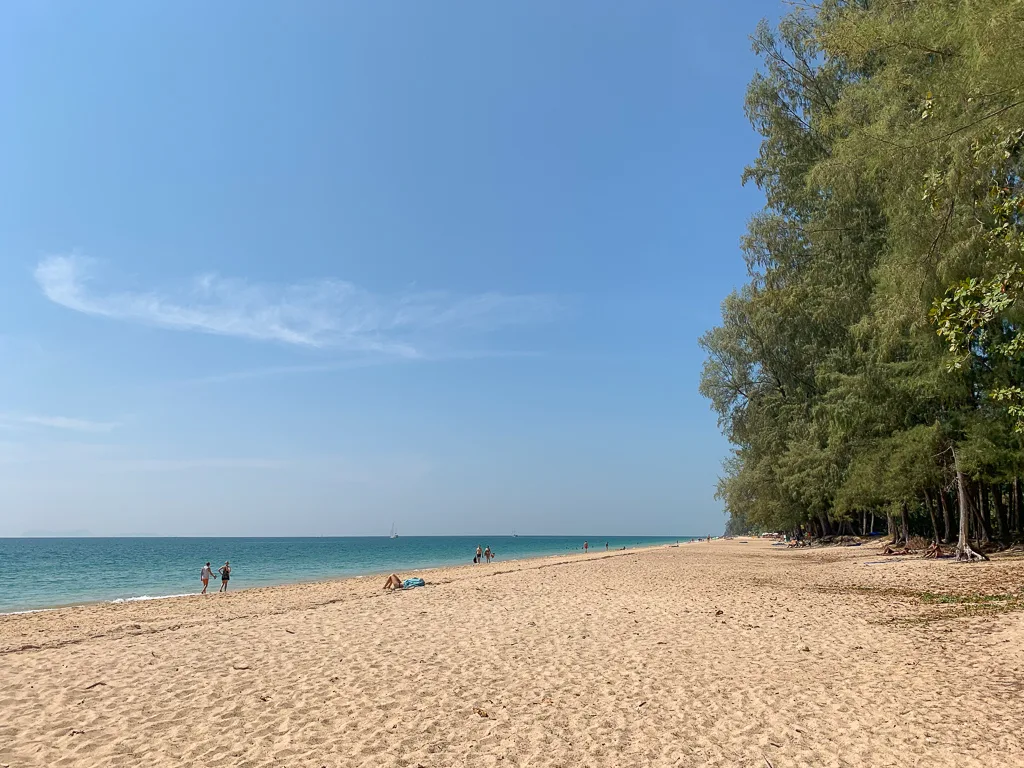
[2,539,1022,767]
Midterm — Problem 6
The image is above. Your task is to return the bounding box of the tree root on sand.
[953,542,989,562]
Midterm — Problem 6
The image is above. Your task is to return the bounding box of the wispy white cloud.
[0,413,119,433]
[34,255,558,356]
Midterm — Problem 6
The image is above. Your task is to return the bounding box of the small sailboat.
[390,522,398,539]
[512,529,519,538]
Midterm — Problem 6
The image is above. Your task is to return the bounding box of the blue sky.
[0,1,774,537]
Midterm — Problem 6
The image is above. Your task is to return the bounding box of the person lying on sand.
[882,544,912,556]
[383,574,426,591]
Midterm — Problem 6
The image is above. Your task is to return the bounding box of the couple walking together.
[200,561,231,594]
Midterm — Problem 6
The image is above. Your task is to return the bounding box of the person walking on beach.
[218,561,231,592]
[484,546,492,563]
[200,562,214,594]
[583,540,589,554]
[476,545,482,564]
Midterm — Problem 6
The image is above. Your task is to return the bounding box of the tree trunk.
[978,485,993,544]
[886,512,898,544]
[954,445,988,561]
[900,503,910,545]
[869,511,875,535]
[818,511,832,537]
[923,488,940,545]
[992,484,1010,545]
[861,510,867,536]
[1010,479,1019,536]
[939,489,953,544]
[969,480,985,542]
[1011,479,1019,536]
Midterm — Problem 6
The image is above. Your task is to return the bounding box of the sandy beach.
[2,539,1023,767]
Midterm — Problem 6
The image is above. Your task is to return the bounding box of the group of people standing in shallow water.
[474,545,495,563]
[199,561,231,594]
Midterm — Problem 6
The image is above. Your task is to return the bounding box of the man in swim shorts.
[200,562,214,594]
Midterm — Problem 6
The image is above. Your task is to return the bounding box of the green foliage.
[702,0,1024,535]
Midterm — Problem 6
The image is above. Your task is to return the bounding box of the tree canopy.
[701,0,1024,556]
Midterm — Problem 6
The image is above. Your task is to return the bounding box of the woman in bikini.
[218,561,231,592]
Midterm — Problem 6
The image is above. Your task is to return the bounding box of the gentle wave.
[109,593,194,604]
[0,607,54,616]
[2,593,196,616]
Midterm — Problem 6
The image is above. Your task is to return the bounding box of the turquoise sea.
[0,535,692,613]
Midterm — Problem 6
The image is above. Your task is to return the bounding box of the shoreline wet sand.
[2,539,1022,766]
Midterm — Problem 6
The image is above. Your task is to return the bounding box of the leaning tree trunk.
[923,488,940,545]
[938,489,953,544]
[953,445,988,562]
[818,511,833,537]
[900,503,910,545]
[886,512,898,544]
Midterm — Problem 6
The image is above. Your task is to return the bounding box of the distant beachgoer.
[384,574,403,590]
[218,561,231,592]
[476,545,482,564]
[200,562,214,594]
[484,546,492,563]
[584,540,589,553]
[605,542,609,551]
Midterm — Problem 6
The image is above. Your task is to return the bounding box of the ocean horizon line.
[7,533,700,540]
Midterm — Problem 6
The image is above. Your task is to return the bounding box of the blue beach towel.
[402,578,425,589]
